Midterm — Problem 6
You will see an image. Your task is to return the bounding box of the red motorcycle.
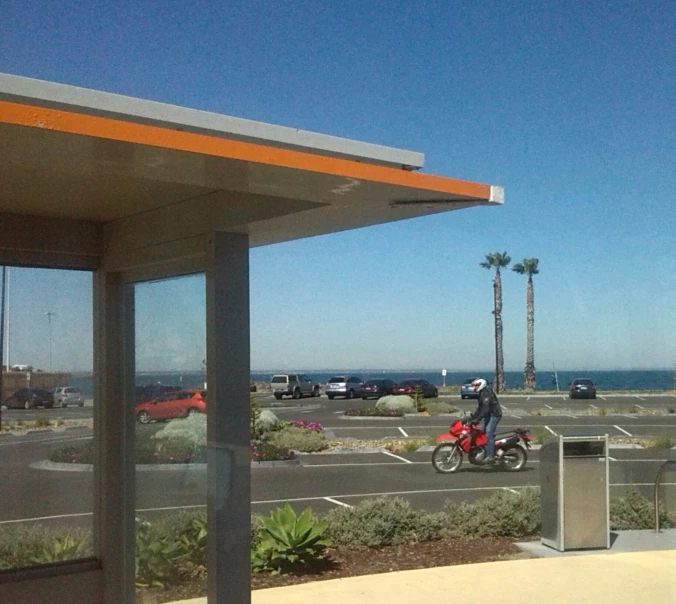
[432,418,531,473]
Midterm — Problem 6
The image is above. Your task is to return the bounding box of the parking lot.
[2,392,676,527]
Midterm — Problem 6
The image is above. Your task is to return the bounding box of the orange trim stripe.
[0,100,491,199]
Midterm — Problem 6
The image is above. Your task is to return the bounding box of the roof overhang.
[0,73,503,270]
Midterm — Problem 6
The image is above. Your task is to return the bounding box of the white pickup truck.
[270,374,321,400]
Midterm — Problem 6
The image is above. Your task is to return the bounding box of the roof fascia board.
[0,72,424,170]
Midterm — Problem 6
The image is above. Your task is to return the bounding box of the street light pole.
[45,311,55,372]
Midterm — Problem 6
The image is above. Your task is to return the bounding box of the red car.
[135,390,206,424]
[391,379,439,398]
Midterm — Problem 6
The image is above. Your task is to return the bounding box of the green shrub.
[443,488,540,538]
[135,518,183,587]
[532,427,551,445]
[34,416,52,428]
[257,409,280,434]
[268,426,327,452]
[0,525,92,569]
[153,414,207,448]
[49,440,96,464]
[648,435,676,449]
[251,440,295,461]
[32,533,89,564]
[375,395,416,414]
[610,486,675,530]
[324,497,447,549]
[424,402,458,415]
[251,503,329,574]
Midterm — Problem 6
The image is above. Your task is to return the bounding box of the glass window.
[0,267,94,571]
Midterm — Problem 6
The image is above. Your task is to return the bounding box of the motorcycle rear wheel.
[432,443,463,473]
[499,444,527,471]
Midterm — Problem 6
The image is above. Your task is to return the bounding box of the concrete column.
[93,271,136,604]
[205,232,251,604]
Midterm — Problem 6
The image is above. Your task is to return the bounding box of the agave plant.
[252,502,330,574]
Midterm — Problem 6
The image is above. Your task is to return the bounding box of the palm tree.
[480,252,511,393]
[512,259,539,390]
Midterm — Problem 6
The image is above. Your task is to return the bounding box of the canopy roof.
[0,73,502,263]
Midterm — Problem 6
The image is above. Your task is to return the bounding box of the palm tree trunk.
[493,271,505,393]
[523,275,536,390]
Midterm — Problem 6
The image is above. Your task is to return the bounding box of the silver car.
[325,376,364,400]
[53,386,85,408]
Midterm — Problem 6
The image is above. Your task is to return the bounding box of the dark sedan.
[392,379,438,398]
[5,387,55,409]
[358,378,397,400]
[569,378,597,399]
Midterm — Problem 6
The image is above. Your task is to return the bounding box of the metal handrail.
[654,459,676,533]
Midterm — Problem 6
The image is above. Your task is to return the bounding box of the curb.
[31,458,301,472]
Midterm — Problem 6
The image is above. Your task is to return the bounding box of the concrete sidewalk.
[174,549,676,604]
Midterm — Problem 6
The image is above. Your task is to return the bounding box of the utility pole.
[45,311,56,372]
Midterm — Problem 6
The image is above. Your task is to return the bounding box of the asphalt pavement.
[2,392,676,531]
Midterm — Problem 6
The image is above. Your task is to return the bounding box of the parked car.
[325,376,364,400]
[460,378,480,399]
[5,387,54,409]
[270,374,321,400]
[392,379,439,398]
[135,390,206,424]
[53,386,85,408]
[357,378,397,400]
[569,378,597,399]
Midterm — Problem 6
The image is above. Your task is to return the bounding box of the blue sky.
[1,1,674,373]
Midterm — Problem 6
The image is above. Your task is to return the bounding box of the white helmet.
[472,378,487,392]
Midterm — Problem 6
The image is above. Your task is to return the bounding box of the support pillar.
[93,271,136,604]
[205,232,251,604]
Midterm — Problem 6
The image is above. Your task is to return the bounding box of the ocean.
[71,369,676,398]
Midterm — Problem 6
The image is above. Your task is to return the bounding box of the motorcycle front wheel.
[432,443,463,473]
[499,444,527,471]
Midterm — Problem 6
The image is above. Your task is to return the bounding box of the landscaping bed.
[137,536,527,603]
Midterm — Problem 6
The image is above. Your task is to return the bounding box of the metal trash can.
[540,434,609,551]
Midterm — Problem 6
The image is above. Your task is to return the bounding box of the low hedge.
[0,488,670,580]
[344,407,403,417]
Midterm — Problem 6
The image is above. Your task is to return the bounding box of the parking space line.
[561,396,566,401]
[526,396,531,401]
[545,425,556,435]
[614,425,633,437]
[545,404,553,410]
[509,415,522,419]
[621,415,637,419]
[634,404,644,409]
[502,404,509,410]
[599,395,607,400]
[634,396,646,401]
[381,450,413,464]
[589,404,598,409]
[608,456,617,461]
[398,427,409,437]
[503,487,519,494]
[323,497,352,508]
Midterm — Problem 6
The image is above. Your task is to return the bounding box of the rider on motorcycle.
[468,378,502,464]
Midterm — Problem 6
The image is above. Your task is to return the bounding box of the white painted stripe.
[323,497,352,508]
[545,425,556,435]
[589,404,598,409]
[381,450,413,464]
[509,415,522,419]
[599,395,607,401]
[634,404,644,409]
[545,404,553,410]
[501,404,509,410]
[398,427,409,437]
[614,425,633,437]
[526,396,531,401]
[621,415,637,419]
[562,396,566,401]
[503,487,519,494]
[634,396,646,401]
[608,456,617,461]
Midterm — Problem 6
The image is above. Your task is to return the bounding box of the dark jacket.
[469,386,502,422]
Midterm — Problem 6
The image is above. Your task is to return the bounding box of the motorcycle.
[431,417,531,473]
